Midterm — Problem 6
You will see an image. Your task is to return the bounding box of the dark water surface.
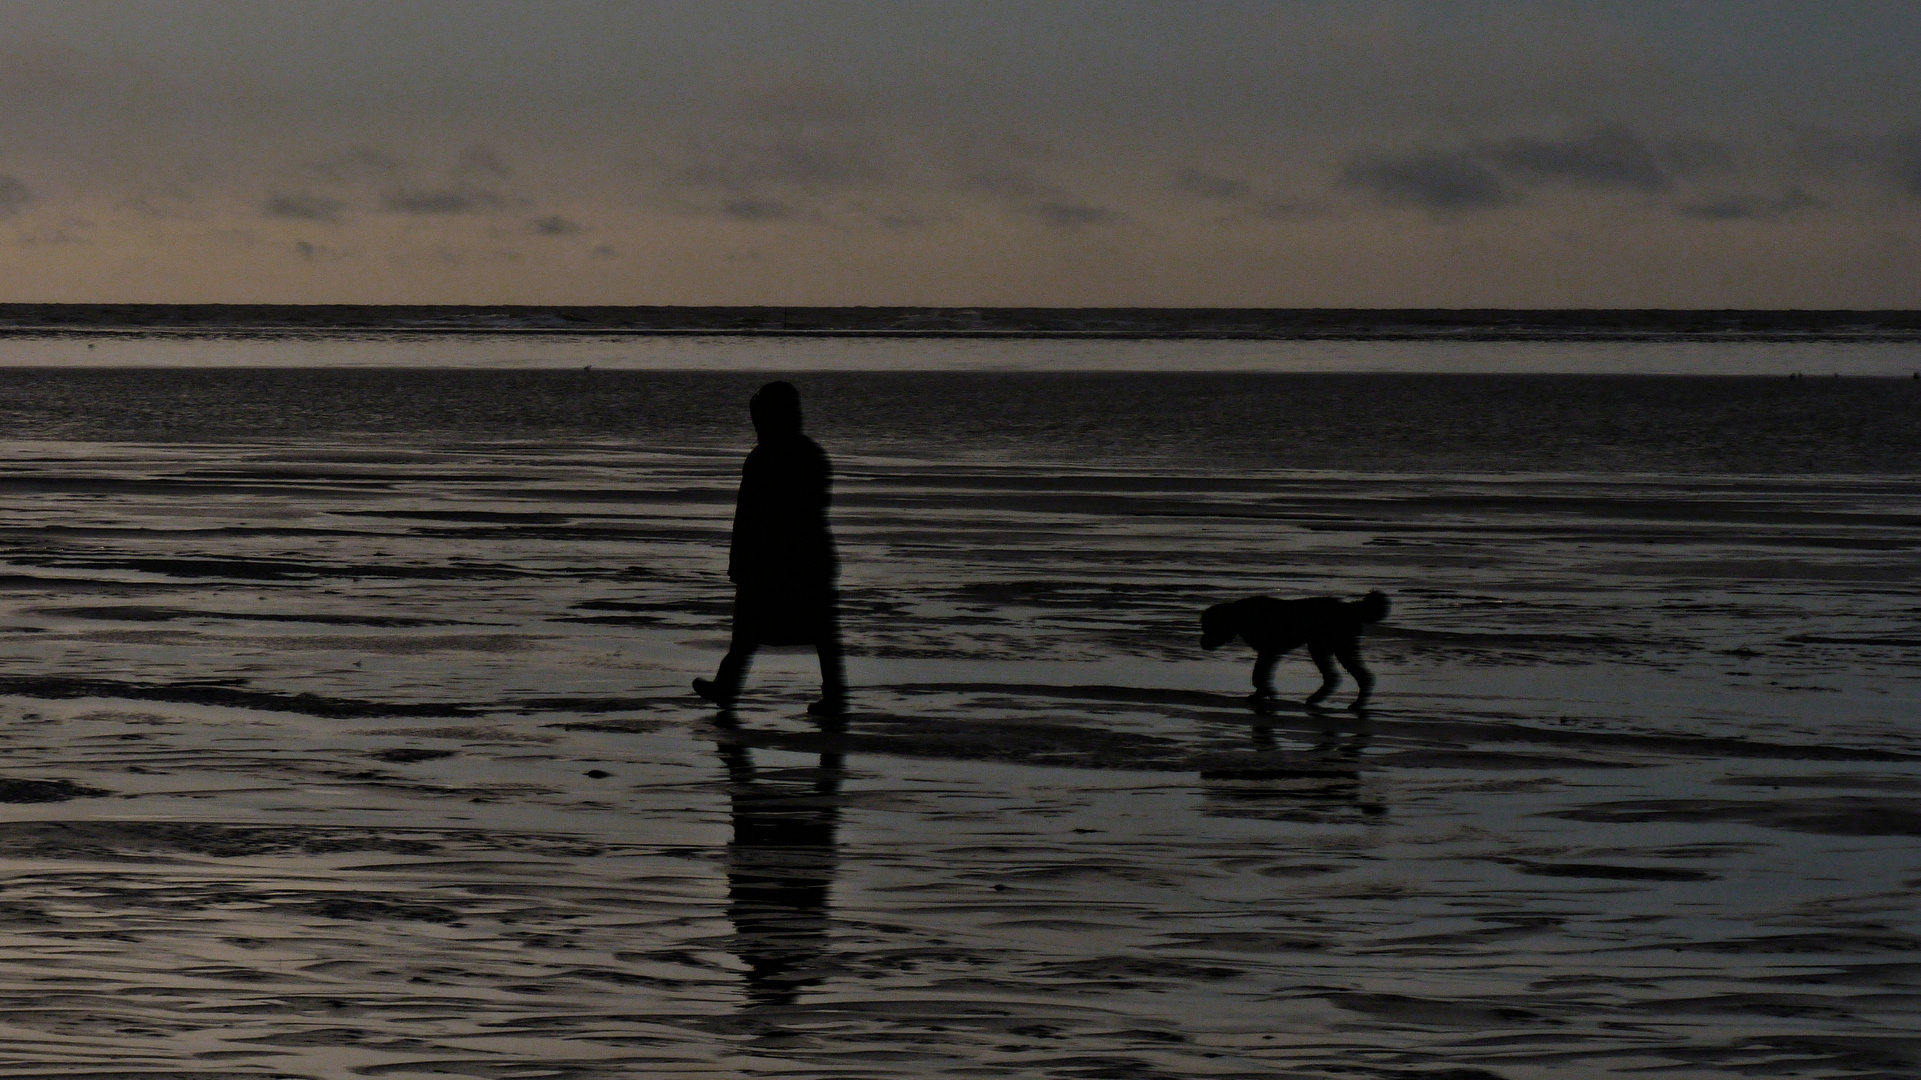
[0,367,1916,1077]
[4,368,1920,473]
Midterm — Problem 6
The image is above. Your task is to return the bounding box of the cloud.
[0,175,33,216]
[1032,202,1119,228]
[952,165,1117,227]
[287,147,523,216]
[1677,185,1816,220]
[749,141,872,188]
[721,197,793,221]
[1173,168,1249,200]
[532,214,581,235]
[456,146,511,180]
[122,186,200,220]
[672,137,880,195]
[858,208,932,230]
[1483,125,1667,190]
[382,184,508,214]
[1246,198,1322,219]
[264,192,345,222]
[1339,126,1767,216]
[1341,150,1514,212]
[14,217,91,247]
[1893,130,1921,196]
[662,132,890,225]
[0,175,32,216]
[1657,134,1736,177]
[302,147,403,185]
[960,166,1061,201]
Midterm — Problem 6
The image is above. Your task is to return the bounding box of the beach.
[0,358,1916,1077]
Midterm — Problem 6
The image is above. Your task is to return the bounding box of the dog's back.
[1202,591,1389,654]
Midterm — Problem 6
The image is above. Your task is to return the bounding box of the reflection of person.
[694,381,846,715]
[718,741,842,1010]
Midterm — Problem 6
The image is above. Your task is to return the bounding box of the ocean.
[0,337,1917,1077]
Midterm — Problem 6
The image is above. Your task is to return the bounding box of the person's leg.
[808,591,846,714]
[809,613,846,716]
[695,623,756,706]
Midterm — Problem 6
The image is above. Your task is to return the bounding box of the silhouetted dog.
[1201,591,1389,710]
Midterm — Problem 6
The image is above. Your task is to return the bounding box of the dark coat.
[727,433,838,644]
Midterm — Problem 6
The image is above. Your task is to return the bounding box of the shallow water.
[3,330,1920,375]
[0,363,1916,1077]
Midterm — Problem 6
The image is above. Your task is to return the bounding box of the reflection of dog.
[1201,591,1389,709]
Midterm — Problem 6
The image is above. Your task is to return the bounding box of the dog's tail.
[1357,590,1390,623]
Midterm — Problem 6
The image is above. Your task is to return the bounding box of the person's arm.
[727,450,764,583]
[814,446,832,513]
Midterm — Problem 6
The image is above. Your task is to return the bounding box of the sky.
[1,0,1918,308]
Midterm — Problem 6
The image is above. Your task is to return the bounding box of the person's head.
[750,381,802,439]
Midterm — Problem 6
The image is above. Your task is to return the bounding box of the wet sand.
[0,424,1917,1077]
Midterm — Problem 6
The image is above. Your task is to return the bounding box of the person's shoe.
[806,696,845,718]
[692,678,735,707]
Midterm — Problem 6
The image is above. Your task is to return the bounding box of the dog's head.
[1200,602,1238,650]
[1356,589,1390,624]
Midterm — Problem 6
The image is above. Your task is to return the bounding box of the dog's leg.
[1337,645,1374,710]
[1251,652,1279,706]
[1305,644,1341,706]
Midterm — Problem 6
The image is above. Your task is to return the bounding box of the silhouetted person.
[717,740,842,1010]
[694,381,846,715]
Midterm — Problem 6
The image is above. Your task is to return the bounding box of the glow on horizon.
[6,334,1917,379]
